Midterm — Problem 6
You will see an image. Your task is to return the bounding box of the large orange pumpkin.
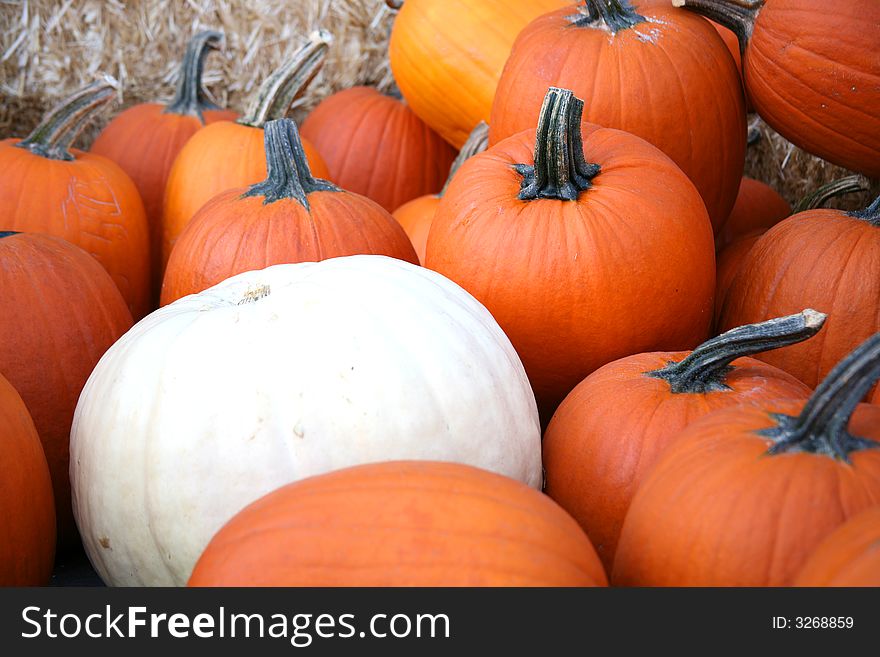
[91,31,237,305]
[300,86,456,212]
[675,0,880,178]
[715,177,790,251]
[0,372,55,586]
[161,119,418,305]
[189,461,607,587]
[426,88,715,419]
[713,230,762,328]
[0,78,151,318]
[392,122,488,263]
[719,193,880,389]
[161,32,331,269]
[543,310,820,569]
[794,506,880,587]
[0,232,132,548]
[488,0,747,230]
[386,0,569,148]
[613,332,880,586]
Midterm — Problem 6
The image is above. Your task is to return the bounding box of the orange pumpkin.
[675,0,880,178]
[426,88,715,419]
[488,0,747,231]
[0,232,132,548]
[300,86,456,212]
[719,191,880,389]
[0,372,55,586]
[91,31,237,305]
[794,506,880,587]
[386,0,569,148]
[392,122,488,263]
[715,177,790,251]
[543,310,820,569]
[189,461,608,587]
[714,230,762,327]
[161,32,331,269]
[0,78,151,318]
[161,119,418,305]
[613,332,880,586]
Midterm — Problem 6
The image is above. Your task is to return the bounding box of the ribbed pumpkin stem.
[241,118,338,209]
[794,175,870,214]
[16,75,118,161]
[440,121,489,197]
[164,31,224,121]
[239,30,332,128]
[850,194,880,227]
[672,0,763,54]
[517,88,601,201]
[573,0,646,31]
[647,310,826,393]
[763,333,880,461]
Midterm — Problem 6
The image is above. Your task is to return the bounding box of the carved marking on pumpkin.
[236,284,271,305]
[61,175,124,247]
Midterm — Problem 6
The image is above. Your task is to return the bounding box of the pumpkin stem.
[849,194,880,227]
[572,1,646,31]
[764,333,880,461]
[239,30,332,128]
[672,0,763,54]
[647,310,826,394]
[517,88,601,202]
[16,75,118,161]
[164,31,225,121]
[241,118,338,209]
[440,121,489,197]
[793,175,870,214]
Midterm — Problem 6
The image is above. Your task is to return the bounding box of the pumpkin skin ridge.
[188,461,605,587]
[612,400,880,587]
[489,3,746,229]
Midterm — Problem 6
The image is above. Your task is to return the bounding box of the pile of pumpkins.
[1,0,878,588]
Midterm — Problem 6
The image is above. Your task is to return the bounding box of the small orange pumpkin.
[613,332,880,587]
[91,31,237,304]
[0,78,151,318]
[0,372,56,586]
[392,122,488,263]
[189,461,608,587]
[301,86,457,212]
[793,506,880,587]
[0,232,132,548]
[161,119,418,305]
[161,32,331,269]
[543,310,820,569]
[715,177,790,251]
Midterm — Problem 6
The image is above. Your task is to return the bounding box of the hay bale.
[1,0,875,209]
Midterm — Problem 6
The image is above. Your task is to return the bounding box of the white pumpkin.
[71,255,541,586]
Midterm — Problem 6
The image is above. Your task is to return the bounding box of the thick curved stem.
[647,310,826,393]
[764,333,880,461]
[517,88,601,201]
[794,175,870,214]
[164,30,224,121]
[440,121,489,197]
[672,0,763,54]
[241,118,338,209]
[850,194,880,227]
[239,31,332,128]
[17,75,118,161]
[572,0,646,31]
